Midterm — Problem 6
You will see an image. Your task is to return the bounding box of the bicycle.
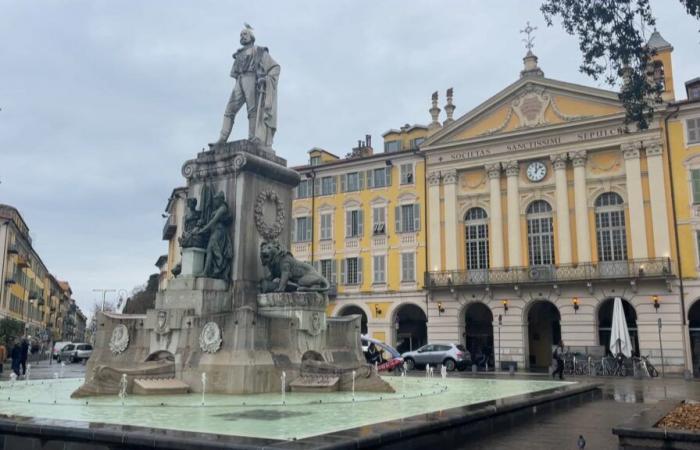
[632,355,659,378]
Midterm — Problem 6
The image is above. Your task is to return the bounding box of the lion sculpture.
[259,240,329,293]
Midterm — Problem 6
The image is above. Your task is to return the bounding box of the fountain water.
[25,364,31,381]
[118,374,128,405]
[59,362,65,379]
[425,365,429,379]
[440,365,447,379]
[201,373,207,406]
[280,371,286,405]
[8,373,16,400]
[351,370,356,402]
[53,373,59,403]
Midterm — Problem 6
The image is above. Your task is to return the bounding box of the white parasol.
[609,297,633,358]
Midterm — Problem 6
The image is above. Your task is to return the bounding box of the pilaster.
[427,171,442,271]
[622,141,648,259]
[551,153,571,264]
[442,169,458,270]
[486,163,504,268]
[644,139,671,258]
[569,150,591,263]
[505,161,521,267]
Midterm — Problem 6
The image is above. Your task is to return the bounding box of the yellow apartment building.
[666,75,700,375]
[292,134,428,352]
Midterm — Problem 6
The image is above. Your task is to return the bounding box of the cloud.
[1,0,697,314]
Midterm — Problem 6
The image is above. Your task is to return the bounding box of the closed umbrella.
[609,297,632,358]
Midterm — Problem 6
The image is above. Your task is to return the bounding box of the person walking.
[10,341,21,377]
[0,342,6,373]
[552,340,565,380]
[20,337,29,376]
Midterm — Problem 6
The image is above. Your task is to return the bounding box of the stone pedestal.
[180,248,205,276]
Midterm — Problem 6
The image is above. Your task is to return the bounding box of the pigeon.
[577,434,586,449]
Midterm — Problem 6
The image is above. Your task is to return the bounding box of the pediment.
[424,78,624,147]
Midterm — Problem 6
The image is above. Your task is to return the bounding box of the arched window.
[595,192,627,262]
[465,208,489,270]
[526,200,554,266]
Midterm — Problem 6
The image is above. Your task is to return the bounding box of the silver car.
[402,343,470,371]
[58,343,93,363]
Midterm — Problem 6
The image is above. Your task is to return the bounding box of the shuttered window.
[395,204,420,233]
[687,118,700,145]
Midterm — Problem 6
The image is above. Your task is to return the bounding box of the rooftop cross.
[520,21,537,52]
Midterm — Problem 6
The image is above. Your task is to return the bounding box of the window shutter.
[345,211,352,237]
[386,167,392,186]
[358,171,365,190]
[332,176,337,194]
[340,174,346,192]
[357,257,363,284]
[306,217,312,241]
[395,206,402,233]
[292,218,297,242]
[413,204,421,231]
[340,259,346,284]
[358,210,364,236]
[331,259,337,284]
[314,178,320,195]
[366,170,374,188]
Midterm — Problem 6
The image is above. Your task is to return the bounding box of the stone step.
[289,374,339,393]
[132,377,190,395]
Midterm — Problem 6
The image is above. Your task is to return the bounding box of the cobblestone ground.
[452,373,700,450]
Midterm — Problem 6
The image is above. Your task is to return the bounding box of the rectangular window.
[400,163,414,185]
[293,217,312,242]
[688,118,700,145]
[366,167,391,189]
[384,140,401,153]
[296,179,311,199]
[395,204,420,233]
[320,213,332,240]
[310,156,321,166]
[401,252,415,282]
[345,172,363,192]
[373,255,386,283]
[692,170,700,204]
[410,137,425,149]
[320,259,336,284]
[372,207,386,235]
[345,210,364,237]
[342,257,362,285]
[320,176,336,195]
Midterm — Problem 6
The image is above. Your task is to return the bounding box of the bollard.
[471,364,477,374]
[509,364,515,376]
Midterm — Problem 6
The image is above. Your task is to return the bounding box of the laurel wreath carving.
[254,189,285,240]
[109,324,129,355]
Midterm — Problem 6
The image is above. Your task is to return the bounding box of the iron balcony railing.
[426,258,674,289]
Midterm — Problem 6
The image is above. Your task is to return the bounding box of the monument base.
[180,247,205,276]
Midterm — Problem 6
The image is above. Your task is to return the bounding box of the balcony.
[292,241,311,256]
[7,244,19,255]
[162,215,177,240]
[16,255,29,268]
[4,278,16,285]
[426,258,675,290]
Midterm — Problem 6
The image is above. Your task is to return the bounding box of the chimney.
[365,134,372,149]
[443,87,455,126]
[428,91,441,132]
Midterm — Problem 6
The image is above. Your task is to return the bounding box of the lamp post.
[498,314,502,371]
[658,318,665,377]
[92,289,115,311]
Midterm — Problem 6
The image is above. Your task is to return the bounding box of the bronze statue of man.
[215,24,280,148]
[193,192,233,280]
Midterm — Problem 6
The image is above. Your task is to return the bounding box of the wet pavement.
[0,356,86,381]
[449,373,700,449]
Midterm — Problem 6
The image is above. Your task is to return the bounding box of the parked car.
[52,341,72,360]
[361,336,403,372]
[401,343,470,371]
[57,343,93,363]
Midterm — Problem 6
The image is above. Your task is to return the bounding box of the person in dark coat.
[10,341,21,377]
[20,338,29,375]
[552,340,565,380]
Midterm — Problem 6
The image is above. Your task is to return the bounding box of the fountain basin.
[0,376,592,445]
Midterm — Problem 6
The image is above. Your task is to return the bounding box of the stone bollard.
[472,364,477,374]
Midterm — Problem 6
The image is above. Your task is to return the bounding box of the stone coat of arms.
[109,324,130,355]
[199,322,223,354]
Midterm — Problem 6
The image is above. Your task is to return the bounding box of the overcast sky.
[1,1,698,316]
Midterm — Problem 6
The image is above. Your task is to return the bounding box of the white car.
[52,341,72,360]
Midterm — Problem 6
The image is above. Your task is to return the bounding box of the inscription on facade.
[444,125,628,163]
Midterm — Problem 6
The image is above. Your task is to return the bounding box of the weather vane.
[520,21,537,51]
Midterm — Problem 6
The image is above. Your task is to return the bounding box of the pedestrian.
[20,337,29,376]
[0,341,6,373]
[552,340,565,380]
[10,341,21,377]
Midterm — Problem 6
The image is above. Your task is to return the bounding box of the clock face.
[526,161,547,182]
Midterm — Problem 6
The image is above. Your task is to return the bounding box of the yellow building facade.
[0,204,72,345]
[292,136,428,352]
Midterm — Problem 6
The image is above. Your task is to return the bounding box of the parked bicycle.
[632,355,659,378]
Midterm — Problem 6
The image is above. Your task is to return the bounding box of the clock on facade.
[526,161,547,182]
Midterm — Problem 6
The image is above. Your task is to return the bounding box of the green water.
[0,376,571,440]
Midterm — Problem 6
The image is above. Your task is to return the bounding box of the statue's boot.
[214,116,233,145]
